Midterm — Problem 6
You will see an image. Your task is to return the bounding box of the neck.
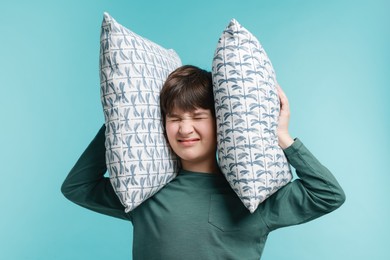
[181,159,220,174]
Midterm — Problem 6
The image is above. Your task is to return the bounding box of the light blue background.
[1,0,389,259]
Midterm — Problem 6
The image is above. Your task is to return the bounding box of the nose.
[178,120,194,135]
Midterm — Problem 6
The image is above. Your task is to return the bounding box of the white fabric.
[212,19,292,213]
[99,13,181,212]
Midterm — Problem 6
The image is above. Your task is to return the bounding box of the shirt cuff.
[282,138,303,157]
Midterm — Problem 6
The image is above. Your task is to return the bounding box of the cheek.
[165,124,177,142]
[201,120,217,140]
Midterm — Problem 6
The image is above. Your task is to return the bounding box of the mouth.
[178,138,200,146]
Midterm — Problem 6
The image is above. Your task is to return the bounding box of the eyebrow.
[192,111,209,116]
[167,111,209,118]
[166,112,180,117]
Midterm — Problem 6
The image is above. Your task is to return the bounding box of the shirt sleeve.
[258,138,346,231]
[61,124,131,221]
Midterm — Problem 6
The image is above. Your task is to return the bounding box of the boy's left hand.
[276,84,294,149]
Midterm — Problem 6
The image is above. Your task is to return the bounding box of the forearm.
[61,124,130,221]
[260,138,346,231]
[284,139,346,210]
[61,125,107,195]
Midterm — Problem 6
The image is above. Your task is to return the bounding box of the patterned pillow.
[99,12,181,212]
[212,19,292,213]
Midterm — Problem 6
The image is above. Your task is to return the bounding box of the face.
[165,107,217,172]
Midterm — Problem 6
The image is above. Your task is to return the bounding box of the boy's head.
[160,65,218,172]
[160,65,215,131]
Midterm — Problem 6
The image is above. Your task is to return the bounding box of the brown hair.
[160,65,215,133]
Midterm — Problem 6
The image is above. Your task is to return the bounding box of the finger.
[276,84,286,100]
[276,84,286,101]
[276,85,289,112]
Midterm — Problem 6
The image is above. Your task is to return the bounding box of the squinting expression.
[165,108,217,171]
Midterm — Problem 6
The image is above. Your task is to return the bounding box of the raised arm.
[61,124,130,221]
[259,138,346,231]
[258,86,345,231]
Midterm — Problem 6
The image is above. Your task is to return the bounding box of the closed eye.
[167,117,180,122]
[192,111,210,120]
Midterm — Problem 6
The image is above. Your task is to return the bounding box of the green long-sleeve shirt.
[61,125,345,259]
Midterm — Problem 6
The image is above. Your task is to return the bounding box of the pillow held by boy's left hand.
[212,19,292,213]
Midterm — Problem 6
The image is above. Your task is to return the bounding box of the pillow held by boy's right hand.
[99,13,181,213]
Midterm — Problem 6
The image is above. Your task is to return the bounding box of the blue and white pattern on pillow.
[99,13,181,212]
[212,19,292,213]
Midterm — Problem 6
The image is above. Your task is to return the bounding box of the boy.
[61,65,345,259]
